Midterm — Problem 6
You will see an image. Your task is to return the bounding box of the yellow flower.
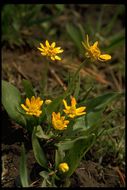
[21,96,43,117]
[52,112,69,130]
[59,163,69,173]
[37,40,64,61]
[63,97,86,118]
[45,99,52,105]
[82,35,111,62]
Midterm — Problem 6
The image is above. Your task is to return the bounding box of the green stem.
[40,61,49,97]
[66,58,86,95]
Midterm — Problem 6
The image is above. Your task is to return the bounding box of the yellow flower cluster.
[63,97,86,118]
[51,96,86,130]
[52,112,69,130]
[21,96,43,117]
[82,35,111,62]
[21,96,86,130]
[37,40,64,61]
[21,35,111,127]
[37,36,111,63]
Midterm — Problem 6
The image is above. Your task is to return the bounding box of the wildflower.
[59,163,69,173]
[45,99,52,105]
[37,40,64,61]
[82,35,111,62]
[21,96,43,117]
[52,112,69,130]
[63,97,86,118]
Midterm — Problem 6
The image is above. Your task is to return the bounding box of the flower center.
[69,106,76,115]
[47,47,56,56]
[90,46,101,58]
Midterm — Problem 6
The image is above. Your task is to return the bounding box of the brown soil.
[1,48,125,188]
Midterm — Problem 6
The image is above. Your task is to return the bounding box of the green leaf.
[32,127,48,168]
[55,4,65,12]
[103,5,124,35]
[56,134,96,177]
[73,75,80,99]
[66,61,85,95]
[86,111,103,128]
[2,80,26,126]
[36,125,53,139]
[55,149,65,169]
[66,23,84,54]
[80,92,123,113]
[19,144,29,187]
[104,30,125,52]
[40,171,53,187]
[73,115,87,131]
[65,134,96,177]
[22,79,35,98]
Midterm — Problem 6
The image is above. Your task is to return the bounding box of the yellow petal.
[36,97,40,101]
[86,34,90,48]
[76,112,86,116]
[56,49,64,53]
[41,52,46,56]
[63,99,68,109]
[71,97,76,106]
[55,55,61,60]
[39,100,43,106]
[46,40,50,47]
[40,43,45,49]
[93,41,99,48]
[82,41,88,50]
[55,47,61,50]
[69,114,75,118]
[21,104,29,111]
[26,98,30,107]
[37,47,44,51]
[51,42,56,48]
[51,56,55,61]
[63,109,69,114]
[99,54,111,61]
[31,96,35,103]
[64,120,69,125]
[57,112,60,118]
[76,107,86,113]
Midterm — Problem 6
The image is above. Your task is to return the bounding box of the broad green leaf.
[32,127,48,169]
[55,149,65,169]
[19,144,29,187]
[22,79,35,98]
[2,80,26,126]
[80,92,123,113]
[86,111,103,128]
[36,125,53,139]
[73,115,87,131]
[65,134,96,177]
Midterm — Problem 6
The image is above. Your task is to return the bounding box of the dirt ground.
[1,48,125,188]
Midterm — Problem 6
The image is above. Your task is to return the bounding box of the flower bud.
[59,163,69,173]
